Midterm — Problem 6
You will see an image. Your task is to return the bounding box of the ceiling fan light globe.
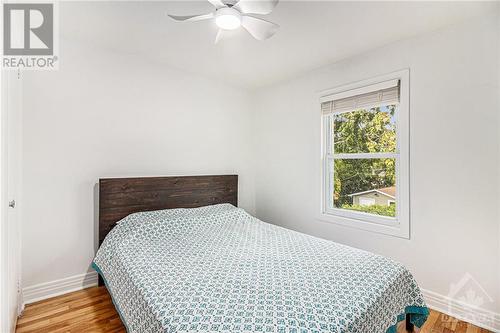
[215,8,241,30]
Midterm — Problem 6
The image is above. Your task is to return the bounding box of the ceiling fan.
[167,0,279,43]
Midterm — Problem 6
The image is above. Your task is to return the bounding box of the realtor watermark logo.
[2,2,58,70]
[442,273,497,328]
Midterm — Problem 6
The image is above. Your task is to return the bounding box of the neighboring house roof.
[348,186,396,199]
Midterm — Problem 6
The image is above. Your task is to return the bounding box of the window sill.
[317,212,410,239]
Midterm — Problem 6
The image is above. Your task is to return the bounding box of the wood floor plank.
[25,287,104,311]
[18,297,112,326]
[16,305,71,325]
[19,292,112,326]
[48,309,119,333]
[16,286,492,333]
[25,306,116,333]
[17,299,114,332]
[454,321,469,333]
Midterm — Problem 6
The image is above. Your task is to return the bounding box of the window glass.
[332,105,396,154]
[332,158,396,218]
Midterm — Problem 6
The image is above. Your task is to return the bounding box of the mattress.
[93,204,428,333]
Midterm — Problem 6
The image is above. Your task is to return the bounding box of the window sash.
[325,105,399,156]
[324,156,399,223]
[328,152,398,159]
[323,108,400,225]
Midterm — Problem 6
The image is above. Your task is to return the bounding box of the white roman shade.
[321,79,400,115]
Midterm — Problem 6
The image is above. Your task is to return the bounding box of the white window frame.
[318,70,410,239]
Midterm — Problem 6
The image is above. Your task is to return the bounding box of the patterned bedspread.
[93,204,428,333]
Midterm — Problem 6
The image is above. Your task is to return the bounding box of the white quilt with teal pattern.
[93,204,428,333]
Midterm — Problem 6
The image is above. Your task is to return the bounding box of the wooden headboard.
[98,175,238,246]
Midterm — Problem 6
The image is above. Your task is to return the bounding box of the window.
[320,70,409,238]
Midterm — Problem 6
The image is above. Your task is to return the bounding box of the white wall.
[21,38,255,289]
[253,14,500,318]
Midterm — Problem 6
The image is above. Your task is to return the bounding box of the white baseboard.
[22,272,98,306]
[422,288,500,333]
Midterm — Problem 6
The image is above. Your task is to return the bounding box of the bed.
[93,175,428,333]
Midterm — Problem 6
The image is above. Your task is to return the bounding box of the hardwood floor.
[16,287,492,333]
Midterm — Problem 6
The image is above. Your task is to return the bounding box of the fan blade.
[168,12,214,22]
[233,0,278,14]
[215,29,226,44]
[207,0,226,9]
[241,16,279,40]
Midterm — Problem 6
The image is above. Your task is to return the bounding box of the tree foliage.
[332,105,397,215]
[341,204,396,217]
[333,105,396,154]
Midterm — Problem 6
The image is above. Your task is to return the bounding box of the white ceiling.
[61,1,498,89]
